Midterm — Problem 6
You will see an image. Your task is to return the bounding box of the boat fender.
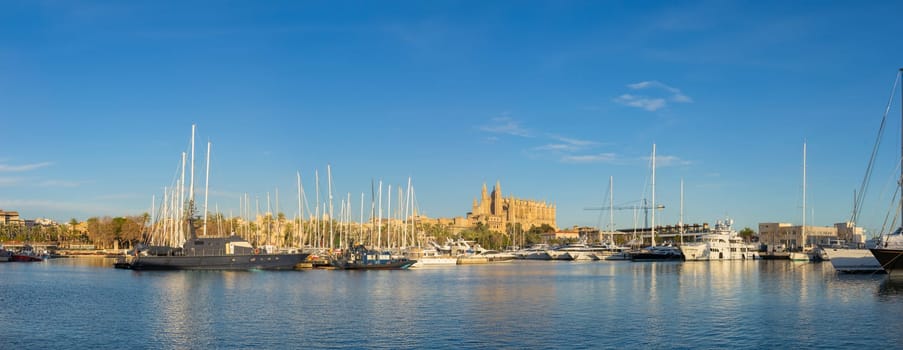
[254,248,260,255]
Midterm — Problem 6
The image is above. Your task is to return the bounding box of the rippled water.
[2,258,902,349]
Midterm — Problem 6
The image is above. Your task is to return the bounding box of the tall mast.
[803,141,806,247]
[609,175,614,244]
[679,178,684,245]
[651,143,657,247]
[327,164,334,249]
[378,180,383,248]
[296,171,304,248]
[315,169,320,248]
[179,152,186,239]
[388,184,392,249]
[203,140,211,236]
[189,124,196,205]
[360,192,364,244]
[900,68,903,224]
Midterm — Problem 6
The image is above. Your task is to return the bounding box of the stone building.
[466,181,556,232]
[0,209,24,225]
[758,221,862,251]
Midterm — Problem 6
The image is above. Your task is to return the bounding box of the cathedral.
[467,181,556,232]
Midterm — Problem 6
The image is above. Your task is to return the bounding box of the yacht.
[871,228,903,275]
[554,241,598,261]
[679,219,759,261]
[630,244,683,261]
[411,242,458,267]
[869,69,903,276]
[823,240,883,273]
[519,244,553,260]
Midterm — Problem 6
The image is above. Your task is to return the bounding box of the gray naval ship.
[114,233,309,271]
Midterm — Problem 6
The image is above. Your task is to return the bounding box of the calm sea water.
[2,258,902,349]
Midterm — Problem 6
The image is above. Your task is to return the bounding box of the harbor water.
[3,258,902,349]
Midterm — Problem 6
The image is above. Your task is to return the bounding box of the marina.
[3,257,903,349]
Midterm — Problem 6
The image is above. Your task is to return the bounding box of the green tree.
[739,227,756,242]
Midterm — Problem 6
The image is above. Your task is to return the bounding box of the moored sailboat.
[114,125,309,270]
[870,69,903,276]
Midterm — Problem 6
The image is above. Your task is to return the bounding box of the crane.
[584,199,664,230]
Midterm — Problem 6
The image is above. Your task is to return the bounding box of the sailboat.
[630,144,684,261]
[870,68,903,276]
[790,142,813,262]
[114,125,310,270]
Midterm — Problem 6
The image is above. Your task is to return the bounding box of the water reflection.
[8,258,903,348]
[878,277,903,297]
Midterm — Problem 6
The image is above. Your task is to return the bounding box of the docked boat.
[630,144,683,262]
[630,244,684,261]
[331,245,416,270]
[113,124,309,271]
[554,242,599,261]
[115,234,309,270]
[872,228,903,276]
[869,69,903,276]
[413,255,458,267]
[11,245,46,262]
[679,219,759,261]
[824,244,883,274]
[517,244,552,260]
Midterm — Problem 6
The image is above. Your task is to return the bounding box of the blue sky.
[2,1,903,235]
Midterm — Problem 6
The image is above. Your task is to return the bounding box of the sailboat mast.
[203,140,211,236]
[651,143,656,247]
[803,141,807,248]
[679,178,684,245]
[328,164,333,250]
[378,180,383,248]
[609,176,614,244]
[900,68,903,223]
[189,124,196,206]
[295,171,304,248]
[179,152,186,240]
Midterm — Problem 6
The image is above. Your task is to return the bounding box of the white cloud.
[614,94,667,111]
[562,153,618,163]
[37,180,81,188]
[535,144,579,152]
[479,116,531,137]
[646,155,692,167]
[615,81,693,111]
[552,135,599,148]
[0,162,52,172]
[0,177,23,186]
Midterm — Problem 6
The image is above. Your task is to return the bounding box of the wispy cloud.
[94,193,143,200]
[614,81,693,111]
[614,94,667,111]
[0,177,23,186]
[479,116,531,137]
[535,135,600,153]
[562,153,618,163]
[0,162,52,172]
[644,154,692,167]
[37,180,81,188]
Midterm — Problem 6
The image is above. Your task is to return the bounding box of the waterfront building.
[758,222,854,251]
[467,181,556,232]
[0,209,24,225]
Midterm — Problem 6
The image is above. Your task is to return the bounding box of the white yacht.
[679,219,759,261]
[823,240,882,273]
[519,244,553,260]
[553,241,599,261]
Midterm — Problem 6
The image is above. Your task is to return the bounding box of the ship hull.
[870,248,903,275]
[333,260,417,270]
[116,253,309,271]
[825,248,882,273]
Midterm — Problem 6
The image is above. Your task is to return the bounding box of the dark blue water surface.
[2,258,902,349]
